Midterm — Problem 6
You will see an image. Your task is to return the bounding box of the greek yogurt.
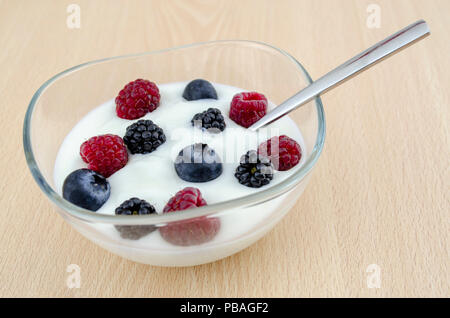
[53,81,307,265]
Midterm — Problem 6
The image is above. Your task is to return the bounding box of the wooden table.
[1,0,448,297]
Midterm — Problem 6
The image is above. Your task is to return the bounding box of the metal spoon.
[249,20,430,131]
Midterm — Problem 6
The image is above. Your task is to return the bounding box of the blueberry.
[182,79,218,101]
[62,169,110,211]
[174,144,222,182]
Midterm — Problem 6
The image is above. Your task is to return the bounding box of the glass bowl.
[23,41,325,266]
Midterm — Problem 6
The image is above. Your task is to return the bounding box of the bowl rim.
[23,40,325,225]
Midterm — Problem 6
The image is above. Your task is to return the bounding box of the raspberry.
[258,135,302,171]
[80,134,128,178]
[162,187,207,212]
[229,92,268,128]
[115,79,160,119]
[159,187,220,246]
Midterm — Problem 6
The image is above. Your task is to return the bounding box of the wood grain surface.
[0,0,448,297]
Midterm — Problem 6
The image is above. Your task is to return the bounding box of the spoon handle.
[249,20,430,131]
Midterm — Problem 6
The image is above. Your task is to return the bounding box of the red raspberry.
[115,79,160,120]
[160,187,220,246]
[80,134,128,177]
[229,92,268,128]
[258,135,302,171]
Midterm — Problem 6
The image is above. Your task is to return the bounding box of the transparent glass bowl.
[23,41,325,266]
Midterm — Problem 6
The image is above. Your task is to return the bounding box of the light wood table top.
[0,0,448,297]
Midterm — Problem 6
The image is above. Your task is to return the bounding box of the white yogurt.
[53,82,307,265]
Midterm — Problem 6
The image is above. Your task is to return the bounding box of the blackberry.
[234,150,274,188]
[114,197,157,240]
[191,108,226,133]
[123,120,166,154]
